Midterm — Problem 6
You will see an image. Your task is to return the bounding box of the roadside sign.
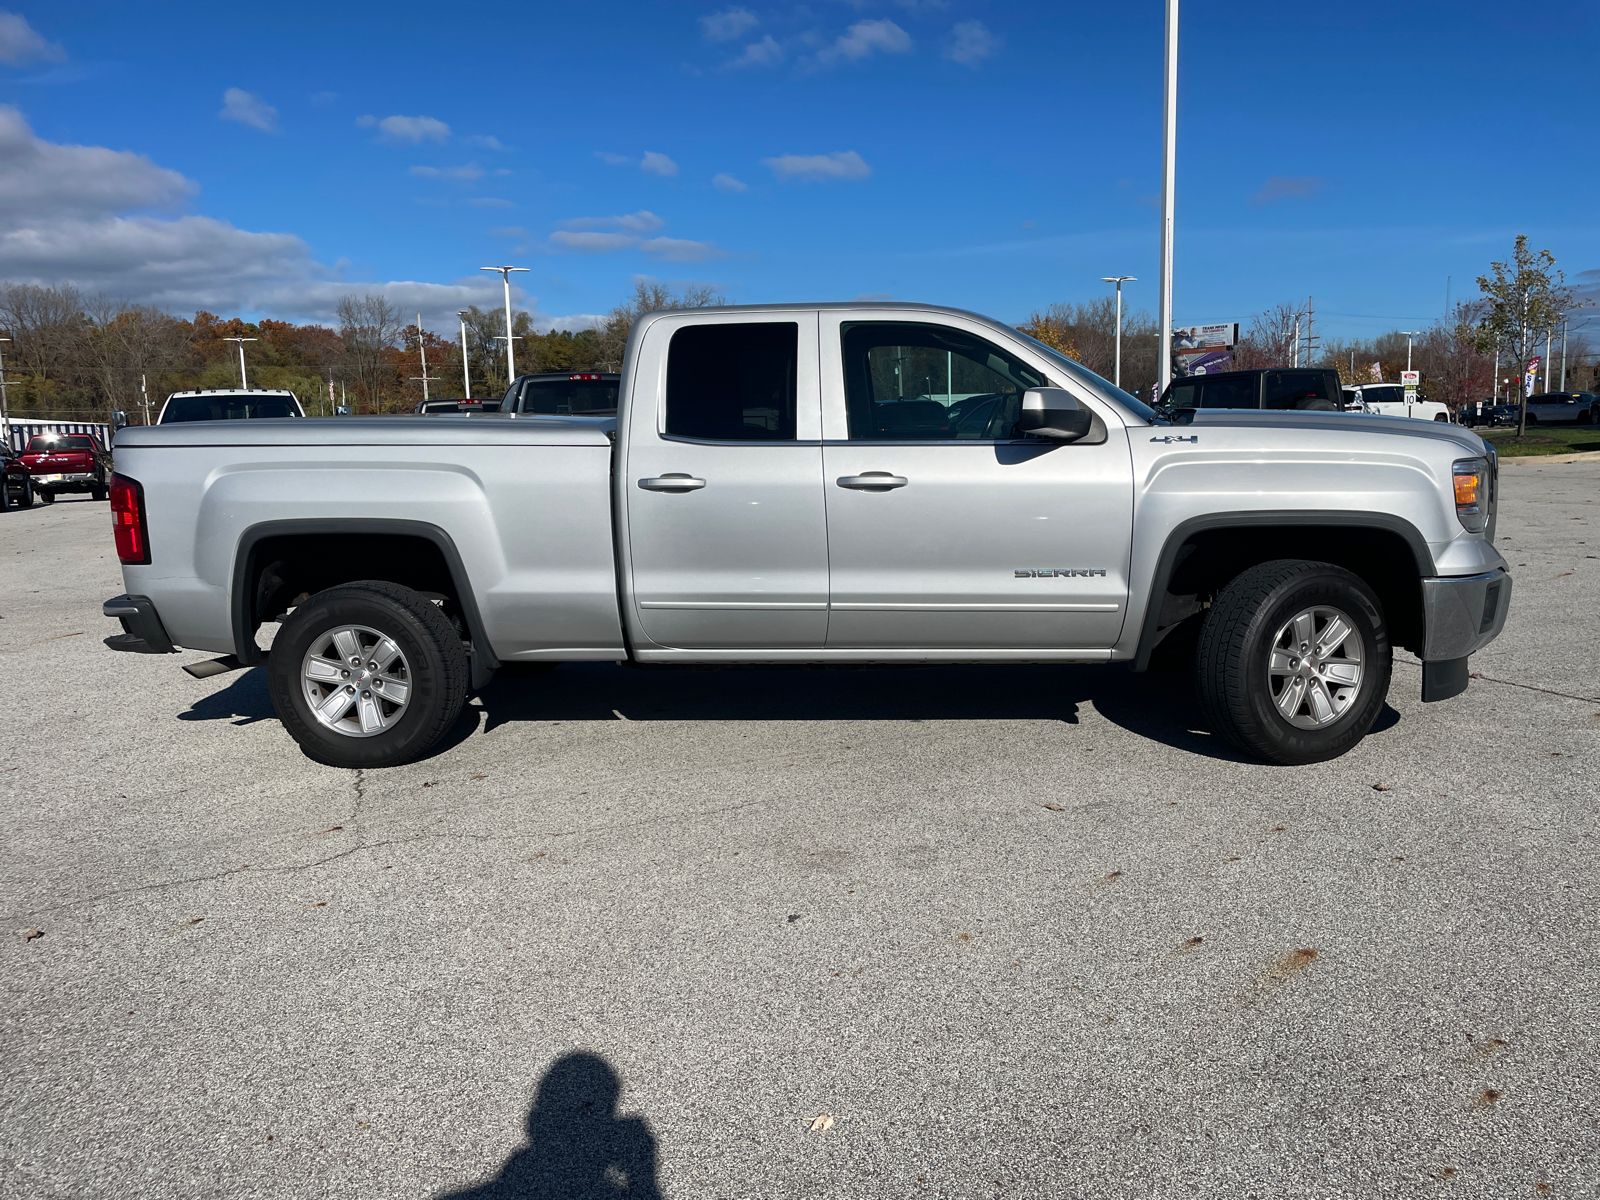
[1401,371,1420,387]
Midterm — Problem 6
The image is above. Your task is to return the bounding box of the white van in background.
[1341,383,1451,422]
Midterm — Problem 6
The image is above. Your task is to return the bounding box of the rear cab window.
[666,323,798,441]
[1264,371,1337,410]
[517,376,620,415]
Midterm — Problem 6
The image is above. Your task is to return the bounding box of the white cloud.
[0,105,191,219]
[637,237,720,263]
[409,162,485,181]
[816,19,911,66]
[219,88,278,133]
[712,173,748,194]
[596,151,634,165]
[547,212,719,261]
[641,151,679,177]
[357,114,451,144]
[0,11,64,65]
[762,150,871,182]
[728,35,783,68]
[0,106,595,328]
[944,20,1000,65]
[465,134,505,150]
[559,211,666,234]
[700,7,758,42]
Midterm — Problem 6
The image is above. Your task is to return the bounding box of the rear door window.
[1198,376,1260,408]
[1264,371,1336,409]
[518,378,619,414]
[666,323,798,441]
[1165,381,1200,409]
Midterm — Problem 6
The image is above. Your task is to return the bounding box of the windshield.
[516,378,620,415]
[27,435,96,452]
[1012,331,1157,422]
[161,395,300,423]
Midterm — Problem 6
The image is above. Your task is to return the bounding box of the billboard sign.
[1173,323,1239,353]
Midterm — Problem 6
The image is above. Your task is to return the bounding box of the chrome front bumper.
[1422,568,1512,661]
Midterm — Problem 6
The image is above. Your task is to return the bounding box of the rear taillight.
[110,473,150,564]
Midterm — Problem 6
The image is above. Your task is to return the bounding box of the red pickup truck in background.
[19,433,110,503]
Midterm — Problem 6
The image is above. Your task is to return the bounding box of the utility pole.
[1543,326,1553,395]
[410,313,440,402]
[457,310,472,398]
[1305,295,1315,370]
[480,265,529,383]
[1560,317,1568,390]
[222,336,258,389]
[1100,276,1136,388]
[140,374,151,425]
[1290,314,1301,368]
[0,336,11,445]
[1156,0,1178,398]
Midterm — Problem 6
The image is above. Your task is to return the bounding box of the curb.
[1498,450,1600,465]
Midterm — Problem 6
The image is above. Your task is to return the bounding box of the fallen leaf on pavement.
[1041,803,1063,812]
[808,1113,835,1132]
[470,775,486,780]
[1371,783,1391,792]
[22,928,43,941]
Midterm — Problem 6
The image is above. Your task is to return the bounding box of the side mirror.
[111,410,128,430]
[1018,387,1093,442]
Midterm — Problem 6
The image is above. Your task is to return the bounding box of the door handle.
[638,473,706,492]
[836,472,908,490]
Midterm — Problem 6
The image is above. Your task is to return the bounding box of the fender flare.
[1130,510,1436,671]
[230,518,500,687]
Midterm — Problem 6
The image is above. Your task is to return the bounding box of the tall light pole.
[1155,0,1179,400]
[480,265,529,384]
[457,310,472,398]
[222,336,258,389]
[1398,331,1420,372]
[1559,317,1568,390]
[1101,276,1136,388]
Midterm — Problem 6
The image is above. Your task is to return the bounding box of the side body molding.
[1130,510,1437,672]
[230,518,501,687]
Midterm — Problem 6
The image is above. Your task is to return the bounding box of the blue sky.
[2,0,1597,339]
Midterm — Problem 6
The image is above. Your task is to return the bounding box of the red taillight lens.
[109,473,149,564]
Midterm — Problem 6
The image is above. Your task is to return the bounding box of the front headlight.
[1453,457,1489,533]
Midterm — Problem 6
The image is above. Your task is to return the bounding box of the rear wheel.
[36,488,54,504]
[1196,560,1391,765]
[91,484,108,502]
[267,581,469,768]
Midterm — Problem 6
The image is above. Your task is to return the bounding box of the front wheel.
[267,581,469,768]
[1196,560,1392,765]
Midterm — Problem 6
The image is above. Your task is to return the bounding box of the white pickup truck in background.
[102,303,1511,769]
[1343,383,1451,422]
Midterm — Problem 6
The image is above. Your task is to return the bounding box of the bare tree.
[591,279,725,372]
[336,294,403,413]
[1018,298,1158,397]
[1472,235,1577,435]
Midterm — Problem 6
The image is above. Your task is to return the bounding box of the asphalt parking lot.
[3,466,1598,1200]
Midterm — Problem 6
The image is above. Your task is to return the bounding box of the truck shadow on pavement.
[171,661,1400,765]
[432,1051,661,1200]
[468,661,1401,763]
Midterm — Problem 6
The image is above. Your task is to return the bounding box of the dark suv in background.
[502,372,621,416]
[1158,368,1346,413]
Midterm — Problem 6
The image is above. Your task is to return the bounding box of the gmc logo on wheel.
[1015,568,1107,578]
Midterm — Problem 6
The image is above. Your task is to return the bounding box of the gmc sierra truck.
[100,303,1511,769]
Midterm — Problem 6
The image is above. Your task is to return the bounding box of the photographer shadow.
[435,1052,660,1200]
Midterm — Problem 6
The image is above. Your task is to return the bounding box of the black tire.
[267,581,469,769]
[17,478,32,508]
[1196,559,1392,765]
[37,489,54,504]
[0,478,13,512]
[91,485,108,502]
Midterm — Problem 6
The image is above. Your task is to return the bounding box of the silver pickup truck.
[101,303,1511,769]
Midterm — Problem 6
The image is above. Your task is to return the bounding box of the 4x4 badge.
[1151,435,1199,443]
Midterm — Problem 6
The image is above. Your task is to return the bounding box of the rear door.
[622,311,829,649]
[818,312,1133,650]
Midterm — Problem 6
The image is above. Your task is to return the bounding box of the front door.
[623,312,828,649]
[819,314,1134,650]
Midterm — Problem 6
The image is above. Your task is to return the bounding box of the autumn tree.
[1472,235,1576,436]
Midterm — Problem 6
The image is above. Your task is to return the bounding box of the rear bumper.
[103,594,178,654]
[32,473,99,490]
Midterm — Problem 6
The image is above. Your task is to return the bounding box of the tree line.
[0,279,723,424]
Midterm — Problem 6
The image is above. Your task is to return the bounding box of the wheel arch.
[1132,511,1435,671]
[230,518,499,685]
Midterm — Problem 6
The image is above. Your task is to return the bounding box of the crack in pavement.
[1393,656,1600,705]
